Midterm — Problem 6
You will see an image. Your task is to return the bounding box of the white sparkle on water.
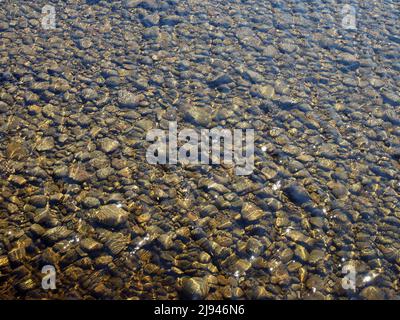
[69,235,80,243]
[284,226,294,234]
[130,234,150,256]
[272,180,281,191]
[362,272,378,284]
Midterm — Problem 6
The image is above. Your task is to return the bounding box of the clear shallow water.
[0,0,399,299]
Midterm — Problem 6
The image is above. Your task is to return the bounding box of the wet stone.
[142,13,159,27]
[251,286,274,299]
[184,106,212,127]
[80,238,103,252]
[283,184,312,205]
[117,90,143,108]
[160,15,183,26]
[251,84,275,99]
[360,286,385,300]
[28,105,41,115]
[69,164,91,183]
[82,197,101,209]
[305,274,324,291]
[81,88,98,101]
[43,226,73,243]
[95,255,113,267]
[0,101,8,113]
[199,252,211,264]
[294,245,309,262]
[286,230,309,243]
[30,224,46,237]
[0,22,9,31]
[96,167,114,180]
[233,259,252,273]
[384,110,400,125]
[29,195,48,208]
[263,45,278,58]
[100,138,120,153]
[242,69,264,83]
[241,202,265,223]
[16,278,36,292]
[8,247,26,265]
[6,142,28,160]
[157,233,175,250]
[104,233,129,255]
[181,277,209,300]
[279,41,298,53]
[36,137,55,152]
[124,0,141,8]
[327,181,348,199]
[78,38,93,49]
[382,92,400,106]
[91,205,129,228]
[0,256,10,268]
[143,26,159,40]
[308,249,325,264]
[105,76,122,88]
[208,74,233,88]
[277,96,298,109]
[8,175,27,186]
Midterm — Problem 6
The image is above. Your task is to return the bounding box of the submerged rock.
[360,286,385,300]
[6,142,28,160]
[241,202,265,222]
[36,137,55,152]
[91,205,129,228]
[117,90,143,108]
[183,106,212,127]
[181,277,209,300]
[208,74,233,88]
[100,138,120,153]
[283,183,312,205]
[43,226,73,243]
